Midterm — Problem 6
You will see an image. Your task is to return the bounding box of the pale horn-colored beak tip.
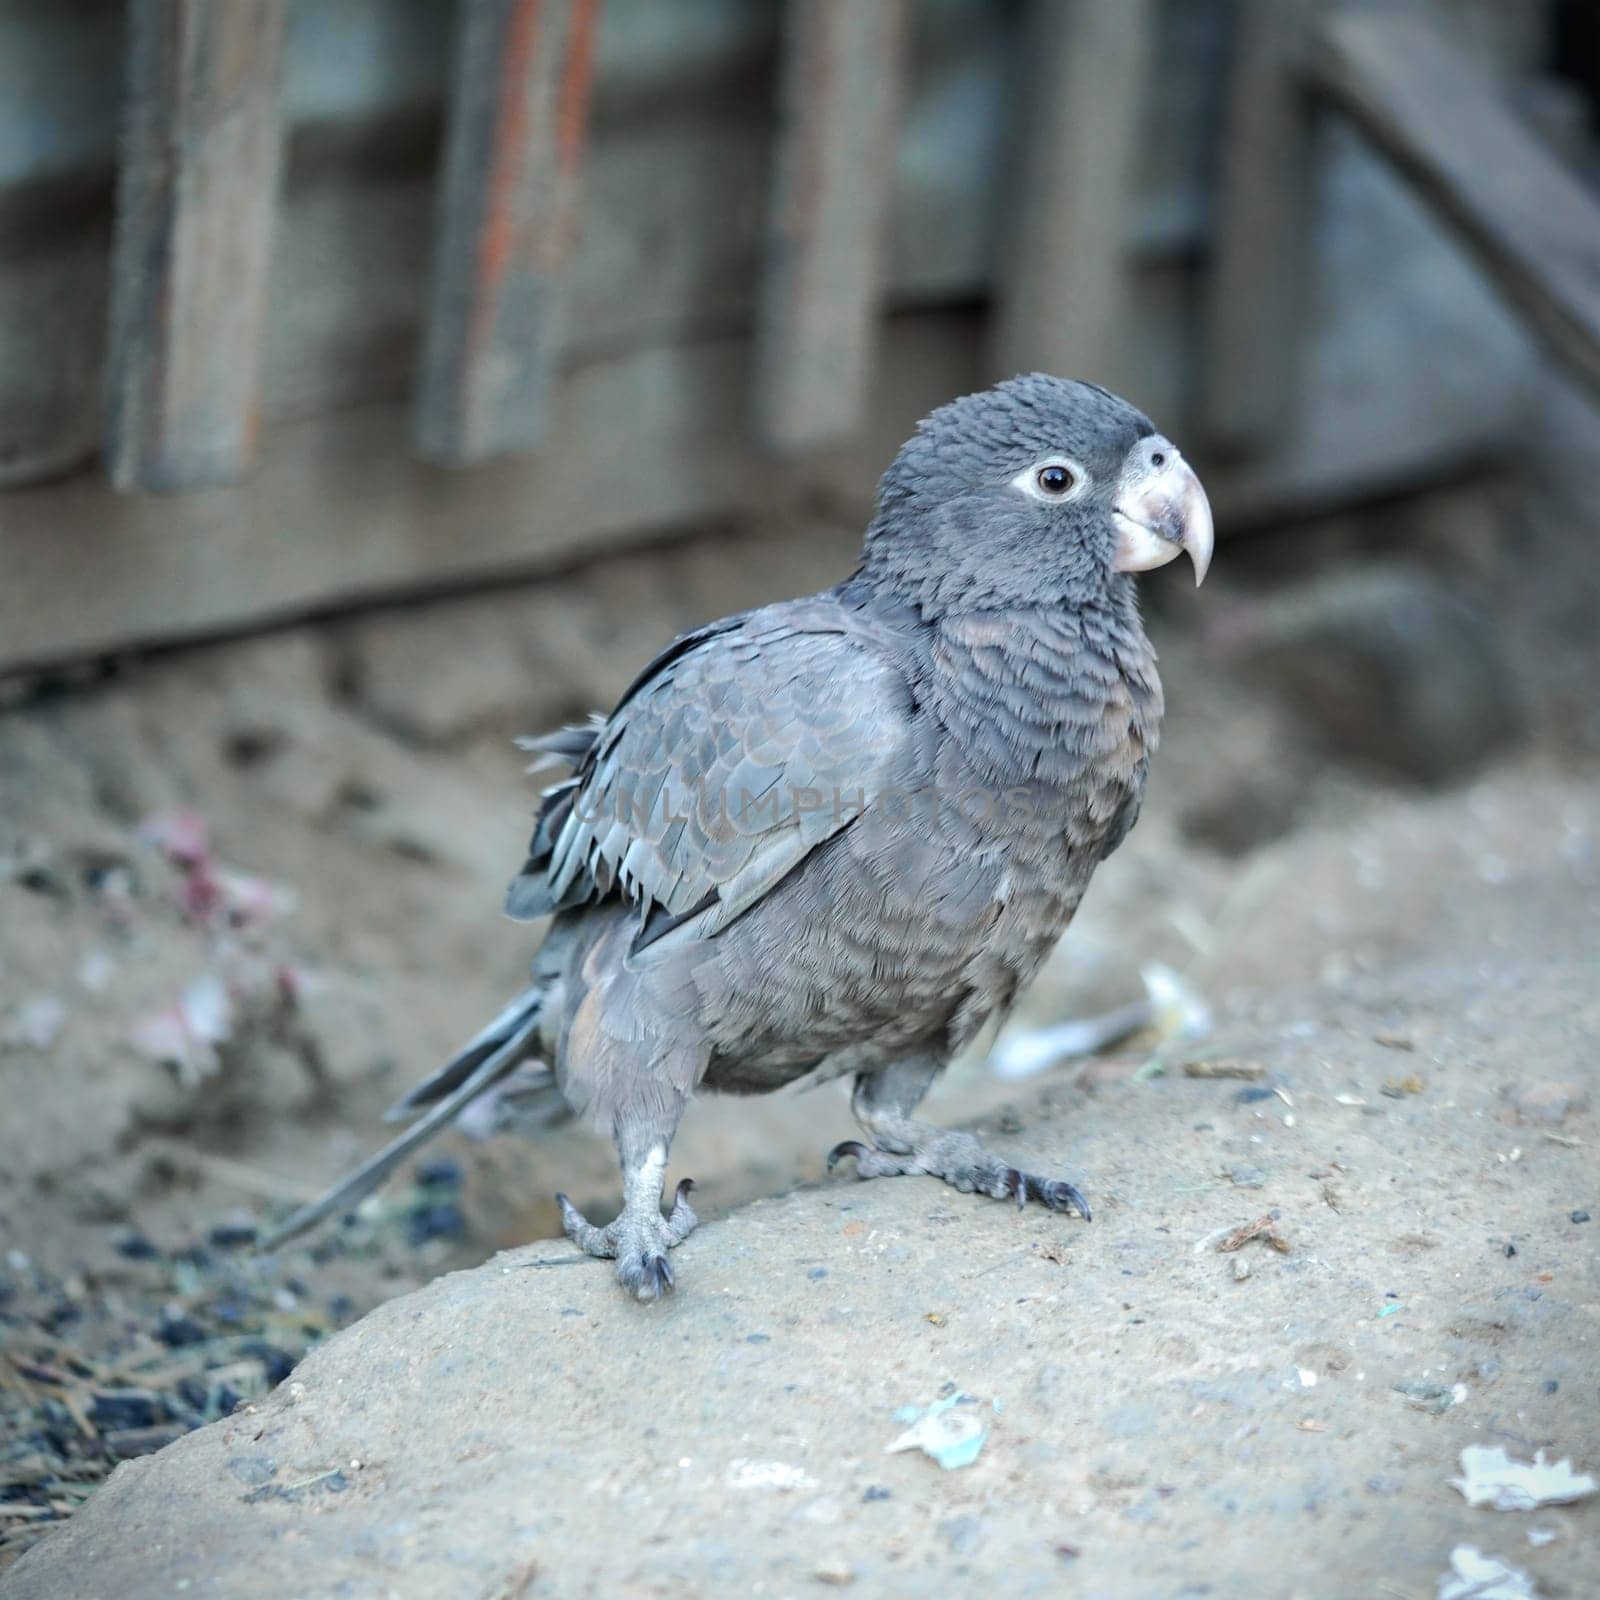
[1112,443,1216,586]
[1178,462,1214,587]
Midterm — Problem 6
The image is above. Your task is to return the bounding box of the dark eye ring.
[1036,464,1075,496]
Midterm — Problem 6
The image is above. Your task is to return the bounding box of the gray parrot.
[265,374,1213,1298]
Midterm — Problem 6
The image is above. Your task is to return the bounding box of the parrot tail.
[257,986,548,1252]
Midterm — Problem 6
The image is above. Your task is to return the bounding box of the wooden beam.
[0,321,981,678]
[0,306,1523,677]
[415,0,602,467]
[105,0,287,493]
[989,0,1156,395]
[1198,0,1322,455]
[753,0,909,455]
[1313,7,1600,395]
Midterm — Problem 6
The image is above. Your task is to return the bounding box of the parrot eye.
[1011,458,1086,504]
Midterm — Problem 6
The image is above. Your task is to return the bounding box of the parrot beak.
[1112,439,1214,586]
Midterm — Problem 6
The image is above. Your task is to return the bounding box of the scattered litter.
[1525,1528,1556,1549]
[886,1393,988,1470]
[1335,1093,1369,1107]
[1449,1446,1597,1511]
[1132,964,1212,1079]
[139,808,296,931]
[1437,1545,1537,1600]
[129,972,234,1084]
[923,1311,947,1327]
[1296,1419,1327,1433]
[1231,1257,1251,1282]
[1382,1074,1426,1098]
[1373,1032,1415,1052]
[1216,1212,1290,1255]
[726,1460,816,1492]
[1394,1379,1464,1416]
[1183,1058,1267,1081]
[989,1000,1151,1080]
[1377,1303,1403,1318]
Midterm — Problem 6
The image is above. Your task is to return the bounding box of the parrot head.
[860,373,1213,612]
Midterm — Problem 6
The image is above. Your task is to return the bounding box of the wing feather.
[505,610,911,950]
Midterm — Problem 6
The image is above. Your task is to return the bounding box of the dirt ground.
[2,386,1598,1591]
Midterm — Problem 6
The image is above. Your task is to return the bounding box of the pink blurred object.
[138,808,295,929]
[139,807,212,868]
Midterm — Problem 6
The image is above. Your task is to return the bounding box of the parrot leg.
[557,1122,698,1301]
[828,1054,1090,1221]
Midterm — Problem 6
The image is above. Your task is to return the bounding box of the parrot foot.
[826,1136,1090,1221]
[556,1178,698,1301]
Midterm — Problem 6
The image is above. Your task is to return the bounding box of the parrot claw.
[826,1140,873,1173]
[827,1130,1090,1220]
[556,1178,699,1299]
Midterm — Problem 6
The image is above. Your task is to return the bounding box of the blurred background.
[2,0,1598,1567]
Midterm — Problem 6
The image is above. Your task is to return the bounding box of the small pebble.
[1381,1074,1425,1098]
[156,1310,208,1348]
[862,1486,891,1502]
[808,1267,828,1280]
[114,1232,161,1262]
[1232,1257,1251,1282]
[813,1560,854,1586]
[407,1202,465,1246]
[1571,1210,1590,1224]
[414,1157,462,1188]
[1228,1164,1266,1189]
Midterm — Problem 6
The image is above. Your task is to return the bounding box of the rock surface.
[6,869,1597,1597]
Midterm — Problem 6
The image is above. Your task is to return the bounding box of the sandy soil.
[3,756,1596,1599]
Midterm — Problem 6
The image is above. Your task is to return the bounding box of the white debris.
[129,971,235,1084]
[3,995,68,1051]
[1449,1446,1597,1511]
[1437,1545,1537,1600]
[77,949,117,992]
[989,1001,1151,1080]
[886,1396,988,1470]
[725,1460,815,1492]
[989,963,1209,1081]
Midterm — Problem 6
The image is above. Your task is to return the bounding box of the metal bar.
[989,0,1156,394]
[1314,6,1600,396]
[415,0,602,467]
[1198,0,1322,456]
[105,0,287,492]
[753,0,909,456]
